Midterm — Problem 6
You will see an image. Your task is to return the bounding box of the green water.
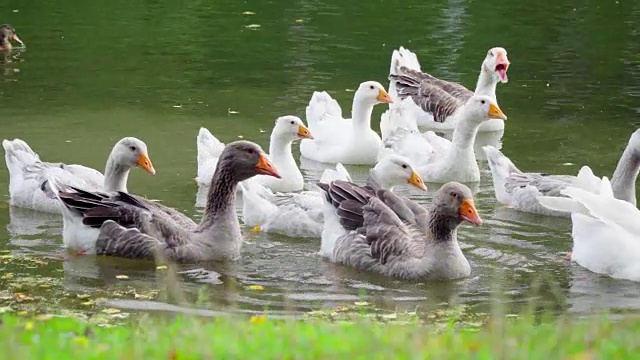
[0,1,639,319]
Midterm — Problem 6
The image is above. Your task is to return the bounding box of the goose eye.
[450,192,457,198]
[129,146,137,152]
[480,100,486,104]
[369,85,374,90]
[247,149,255,155]
[402,164,407,169]
[290,120,295,125]
[489,51,494,57]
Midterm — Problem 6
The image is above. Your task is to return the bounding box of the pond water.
[0,0,639,321]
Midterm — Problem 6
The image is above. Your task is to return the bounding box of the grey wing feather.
[390,67,465,122]
[505,172,576,196]
[96,220,164,259]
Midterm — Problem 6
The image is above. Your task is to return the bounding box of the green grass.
[1,311,639,359]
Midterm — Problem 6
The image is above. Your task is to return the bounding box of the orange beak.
[459,199,482,226]
[297,124,313,139]
[407,170,427,191]
[488,103,507,121]
[376,89,393,104]
[255,153,281,178]
[495,51,509,83]
[11,34,24,47]
[136,153,156,175]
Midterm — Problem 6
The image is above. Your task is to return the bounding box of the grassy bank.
[1,311,639,359]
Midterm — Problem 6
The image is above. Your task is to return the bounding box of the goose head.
[461,95,507,125]
[0,24,24,50]
[373,153,427,191]
[432,182,482,226]
[354,81,393,106]
[272,115,313,142]
[219,140,280,181]
[111,137,156,174]
[481,47,509,83]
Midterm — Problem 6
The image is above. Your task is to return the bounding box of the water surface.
[0,0,639,319]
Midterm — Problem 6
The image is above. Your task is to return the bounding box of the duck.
[384,95,507,183]
[0,24,24,51]
[240,153,428,238]
[2,137,156,214]
[195,115,313,193]
[299,81,393,165]
[483,129,640,216]
[318,181,482,280]
[388,46,509,132]
[538,177,640,282]
[49,141,281,260]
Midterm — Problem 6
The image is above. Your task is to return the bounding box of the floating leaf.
[17,311,28,316]
[24,321,34,331]
[228,108,239,114]
[245,24,261,29]
[102,308,121,315]
[35,314,54,321]
[115,275,129,280]
[2,273,13,280]
[156,265,168,270]
[73,336,89,347]
[295,19,304,23]
[242,11,255,15]
[248,285,264,291]
[0,255,13,259]
[76,294,91,299]
[249,315,266,324]
[81,300,96,306]
[354,301,369,306]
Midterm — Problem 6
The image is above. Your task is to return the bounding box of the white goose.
[384,95,507,183]
[538,177,640,282]
[195,115,313,193]
[483,129,640,216]
[240,153,427,238]
[299,81,393,165]
[388,46,509,132]
[2,137,155,214]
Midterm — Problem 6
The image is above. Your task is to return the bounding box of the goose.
[388,46,509,132]
[2,137,156,214]
[538,177,640,282]
[384,95,507,183]
[318,181,481,280]
[483,129,640,216]
[299,81,393,165]
[240,153,428,238]
[195,115,313,192]
[49,141,280,260]
[0,24,24,50]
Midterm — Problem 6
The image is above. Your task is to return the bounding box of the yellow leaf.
[17,311,28,316]
[295,19,304,23]
[72,336,89,347]
[2,273,13,279]
[252,226,261,232]
[24,321,34,331]
[115,275,129,280]
[76,294,91,299]
[248,285,264,291]
[249,315,266,324]
[81,300,95,306]
[156,265,168,270]
[0,255,13,259]
[354,301,369,306]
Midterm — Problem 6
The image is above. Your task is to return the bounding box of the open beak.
[136,153,156,175]
[376,89,393,104]
[11,34,24,47]
[407,170,427,191]
[255,153,281,178]
[487,103,507,121]
[459,198,482,226]
[495,52,509,83]
[297,124,313,140]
